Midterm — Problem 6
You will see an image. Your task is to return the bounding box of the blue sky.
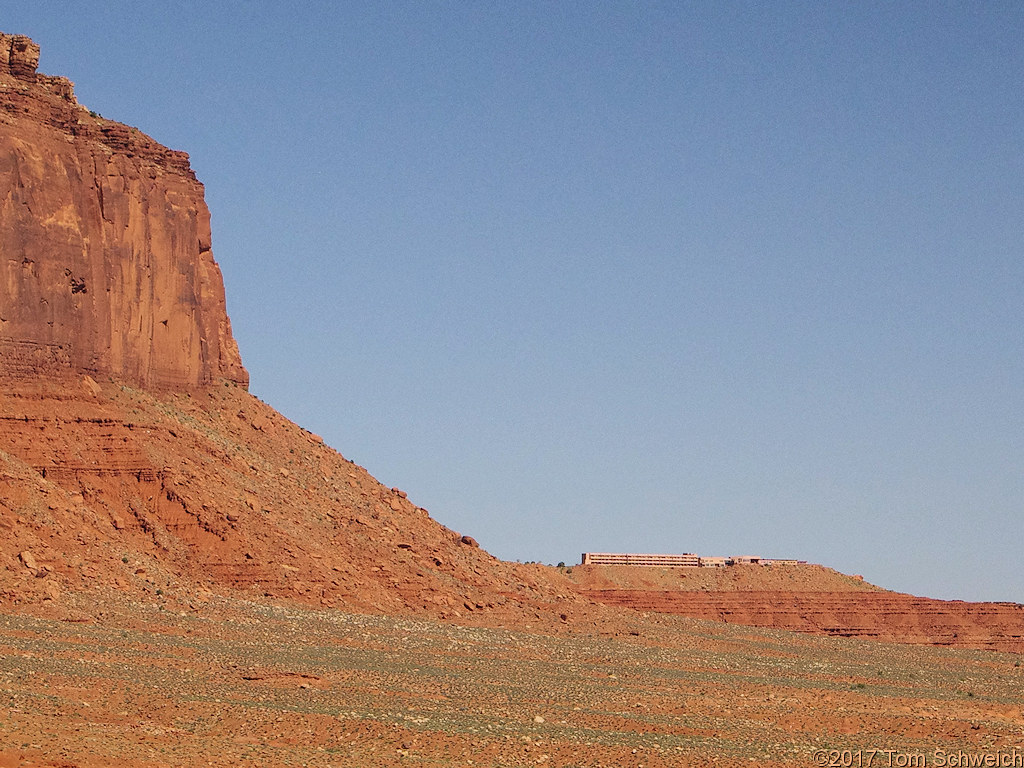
[7,2,1023,601]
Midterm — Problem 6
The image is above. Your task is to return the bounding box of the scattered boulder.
[81,375,102,397]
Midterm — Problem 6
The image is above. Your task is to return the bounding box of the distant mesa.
[574,553,1024,653]
[0,32,248,391]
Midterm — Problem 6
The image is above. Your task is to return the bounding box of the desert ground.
[1,590,1022,767]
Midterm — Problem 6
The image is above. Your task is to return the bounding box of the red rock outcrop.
[0,32,247,390]
[579,588,1024,653]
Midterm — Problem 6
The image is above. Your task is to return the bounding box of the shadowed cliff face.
[0,33,247,390]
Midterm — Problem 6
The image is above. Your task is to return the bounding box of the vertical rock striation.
[0,32,247,390]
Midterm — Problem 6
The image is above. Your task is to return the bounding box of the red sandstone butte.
[0,33,591,630]
[0,33,247,390]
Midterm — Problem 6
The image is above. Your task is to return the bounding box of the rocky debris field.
[0,379,594,630]
[0,592,1022,767]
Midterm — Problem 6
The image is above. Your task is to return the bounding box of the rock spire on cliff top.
[0,32,248,390]
[1,33,40,77]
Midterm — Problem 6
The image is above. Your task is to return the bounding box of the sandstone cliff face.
[0,33,247,390]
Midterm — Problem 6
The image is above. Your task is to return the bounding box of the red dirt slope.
[0,378,589,627]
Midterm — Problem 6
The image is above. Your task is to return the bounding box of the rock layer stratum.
[569,565,1024,653]
[0,33,247,390]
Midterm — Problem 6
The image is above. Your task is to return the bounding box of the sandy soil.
[0,592,1022,767]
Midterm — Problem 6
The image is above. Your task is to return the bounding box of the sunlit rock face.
[0,32,247,390]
